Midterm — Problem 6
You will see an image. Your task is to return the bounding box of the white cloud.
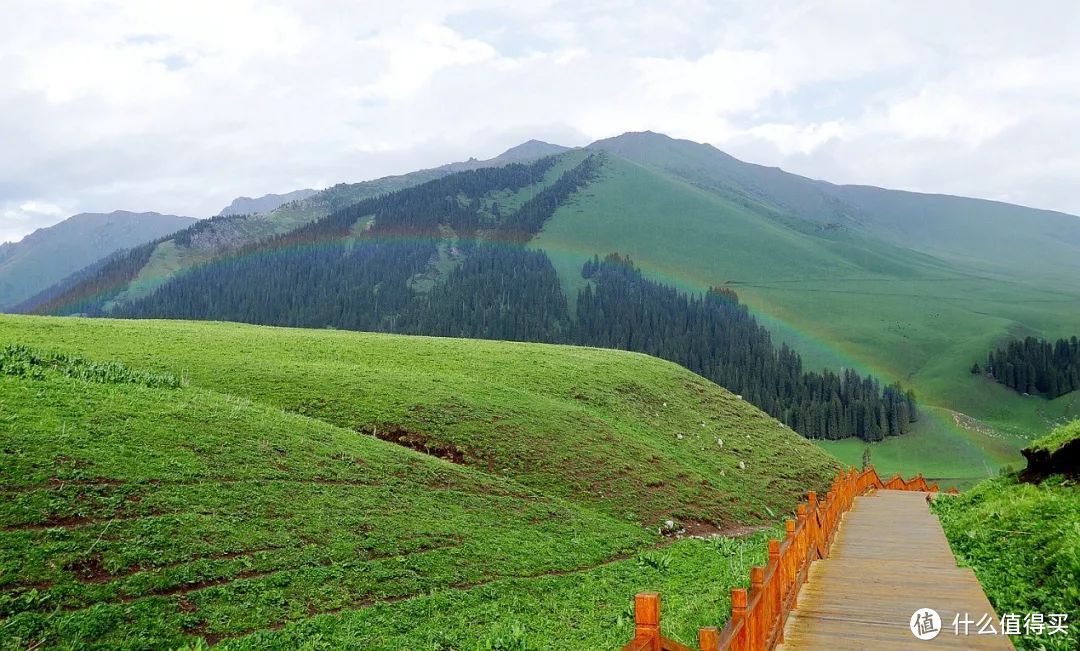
[741,122,846,156]
[1,200,70,243]
[350,24,497,102]
[2,0,1079,243]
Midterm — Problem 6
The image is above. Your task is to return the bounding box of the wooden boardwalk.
[780,490,1012,650]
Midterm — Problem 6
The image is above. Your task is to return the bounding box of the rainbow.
[39,225,953,436]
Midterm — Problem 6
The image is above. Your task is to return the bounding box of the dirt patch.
[371,425,467,465]
[4,514,94,531]
[65,555,110,583]
[0,580,54,593]
[49,477,124,487]
[1021,438,1079,482]
[71,546,287,585]
[679,520,727,537]
[183,622,223,646]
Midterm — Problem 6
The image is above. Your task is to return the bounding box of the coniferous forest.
[45,153,917,442]
[574,255,918,441]
[982,336,1080,399]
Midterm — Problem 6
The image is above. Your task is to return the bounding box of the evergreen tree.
[983,336,1080,399]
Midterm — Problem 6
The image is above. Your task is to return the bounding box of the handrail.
[620,465,957,651]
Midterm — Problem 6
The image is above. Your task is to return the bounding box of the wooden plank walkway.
[780,490,1012,650]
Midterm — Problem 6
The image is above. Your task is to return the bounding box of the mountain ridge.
[587,131,1080,280]
[0,210,195,309]
[217,189,318,216]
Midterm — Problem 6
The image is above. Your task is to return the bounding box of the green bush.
[0,343,180,388]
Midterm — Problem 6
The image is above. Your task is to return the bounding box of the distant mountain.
[15,140,572,309]
[587,131,1080,282]
[217,189,317,216]
[0,211,195,309]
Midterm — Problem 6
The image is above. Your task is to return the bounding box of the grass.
[0,315,839,527]
[817,406,1027,491]
[0,315,841,648]
[1028,419,1080,455]
[0,372,643,648]
[532,153,1080,482]
[0,343,180,388]
[222,532,776,651]
[932,422,1080,649]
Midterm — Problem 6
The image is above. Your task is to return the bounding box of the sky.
[2,0,1079,243]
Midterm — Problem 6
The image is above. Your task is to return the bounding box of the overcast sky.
[2,0,1078,243]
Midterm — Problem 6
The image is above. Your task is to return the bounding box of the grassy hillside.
[590,131,1080,285]
[0,315,840,648]
[0,315,838,527]
[932,422,1080,650]
[535,143,1080,482]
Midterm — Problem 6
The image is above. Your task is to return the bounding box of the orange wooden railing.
[620,466,957,651]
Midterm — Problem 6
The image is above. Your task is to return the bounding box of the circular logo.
[910,608,942,640]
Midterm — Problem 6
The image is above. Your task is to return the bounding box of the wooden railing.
[620,466,957,651]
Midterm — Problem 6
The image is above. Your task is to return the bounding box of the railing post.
[731,588,748,651]
[699,626,719,651]
[826,490,837,546]
[633,592,661,651]
[769,539,783,644]
[750,566,765,649]
[794,500,803,578]
[785,519,797,609]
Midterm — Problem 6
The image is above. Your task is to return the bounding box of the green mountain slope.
[589,131,1080,284]
[0,315,839,648]
[536,137,1080,480]
[0,211,196,310]
[77,142,572,308]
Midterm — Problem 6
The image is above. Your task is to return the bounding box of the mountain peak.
[218,189,318,216]
[588,130,738,161]
[494,140,571,162]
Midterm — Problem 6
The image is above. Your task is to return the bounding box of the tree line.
[979,336,1080,399]
[573,254,917,441]
[113,155,595,328]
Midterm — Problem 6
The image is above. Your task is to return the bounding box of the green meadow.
[0,315,840,649]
